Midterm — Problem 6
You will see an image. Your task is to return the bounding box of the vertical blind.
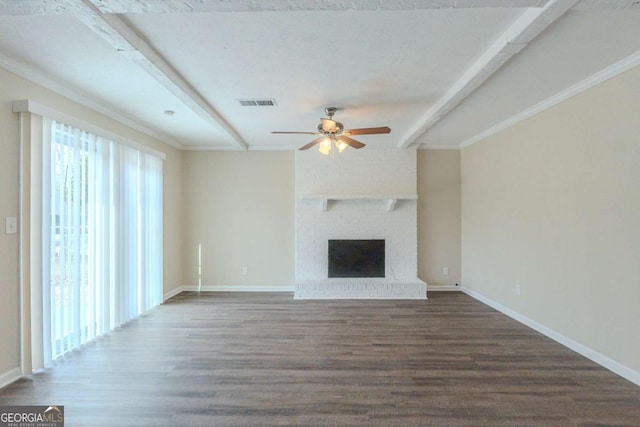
[42,119,163,364]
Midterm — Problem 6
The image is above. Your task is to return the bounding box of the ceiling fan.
[271,107,391,155]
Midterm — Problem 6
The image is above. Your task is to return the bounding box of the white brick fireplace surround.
[295,148,427,299]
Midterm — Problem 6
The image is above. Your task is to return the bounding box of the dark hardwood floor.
[1,292,639,426]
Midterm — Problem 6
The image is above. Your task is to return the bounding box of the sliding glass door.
[42,120,163,364]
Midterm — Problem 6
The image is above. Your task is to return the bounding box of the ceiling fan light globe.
[318,143,331,155]
[336,140,348,152]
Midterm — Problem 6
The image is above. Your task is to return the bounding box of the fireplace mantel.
[301,194,417,211]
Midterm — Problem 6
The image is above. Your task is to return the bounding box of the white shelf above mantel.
[300,194,418,212]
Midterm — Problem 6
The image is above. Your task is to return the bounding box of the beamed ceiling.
[1,0,639,150]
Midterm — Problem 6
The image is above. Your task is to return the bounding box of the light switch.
[5,217,17,234]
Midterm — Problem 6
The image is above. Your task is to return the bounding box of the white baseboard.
[462,287,640,387]
[163,286,187,301]
[427,285,462,292]
[0,367,21,389]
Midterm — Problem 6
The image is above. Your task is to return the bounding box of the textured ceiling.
[0,0,639,150]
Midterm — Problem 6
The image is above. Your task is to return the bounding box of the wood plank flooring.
[1,292,639,426]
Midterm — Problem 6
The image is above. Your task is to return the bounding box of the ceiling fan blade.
[344,127,391,135]
[337,136,366,149]
[299,137,326,151]
[320,118,338,133]
[272,131,319,135]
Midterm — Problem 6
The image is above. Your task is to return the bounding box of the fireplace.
[294,148,427,299]
[328,239,385,278]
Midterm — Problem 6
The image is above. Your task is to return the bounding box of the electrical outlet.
[5,217,17,234]
[241,267,248,276]
[442,267,449,276]
[515,284,521,296]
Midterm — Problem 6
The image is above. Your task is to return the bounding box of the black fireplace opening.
[328,239,385,278]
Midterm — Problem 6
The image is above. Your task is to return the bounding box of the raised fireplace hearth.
[294,279,427,299]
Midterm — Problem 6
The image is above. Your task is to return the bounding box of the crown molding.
[182,145,246,151]
[0,53,183,150]
[248,145,297,151]
[417,144,461,150]
[183,145,430,152]
[460,50,640,148]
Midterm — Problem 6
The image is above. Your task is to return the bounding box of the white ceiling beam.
[397,0,581,149]
[70,0,248,149]
[0,0,553,15]
[93,0,550,13]
[0,1,84,15]
[93,0,640,13]
[2,0,637,15]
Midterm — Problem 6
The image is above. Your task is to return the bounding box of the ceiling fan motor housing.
[320,107,343,134]
[318,121,344,135]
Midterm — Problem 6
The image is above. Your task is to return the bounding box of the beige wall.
[161,142,183,297]
[461,65,640,373]
[417,150,461,288]
[0,70,22,377]
[0,67,183,376]
[182,151,295,287]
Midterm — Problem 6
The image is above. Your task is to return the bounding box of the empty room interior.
[0,1,639,425]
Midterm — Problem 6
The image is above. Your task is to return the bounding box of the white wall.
[0,66,183,379]
[461,65,640,374]
[181,151,295,287]
[417,149,461,288]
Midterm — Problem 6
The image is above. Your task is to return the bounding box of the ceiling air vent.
[237,98,277,107]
